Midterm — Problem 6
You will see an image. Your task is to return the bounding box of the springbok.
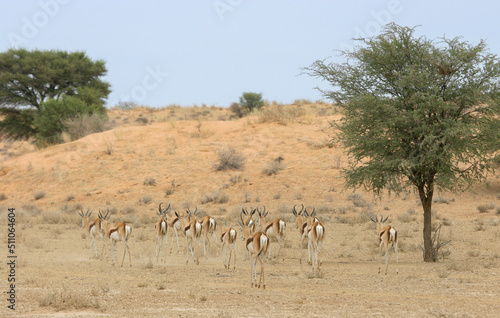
[241,207,257,234]
[198,214,218,257]
[307,220,324,271]
[175,207,202,265]
[98,210,132,267]
[292,205,319,264]
[219,221,237,270]
[370,214,398,275]
[238,210,270,289]
[165,210,181,253]
[78,208,106,258]
[257,206,286,259]
[155,203,170,262]
[301,207,324,270]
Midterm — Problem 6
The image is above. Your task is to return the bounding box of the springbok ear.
[382,215,390,223]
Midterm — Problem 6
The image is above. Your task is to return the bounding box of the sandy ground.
[1,105,500,317]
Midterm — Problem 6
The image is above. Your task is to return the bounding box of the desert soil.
[1,105,499,317]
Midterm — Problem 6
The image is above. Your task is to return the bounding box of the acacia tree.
[0,49,110,139]
[306,24,500,262]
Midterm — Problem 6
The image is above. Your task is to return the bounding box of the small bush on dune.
[214,146,245,171]
[262,160,285,176]
[34,191,46,200]
[63,113,111,141]
[258,104,306,125]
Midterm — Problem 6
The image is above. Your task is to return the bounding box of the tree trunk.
[418,185,434,262]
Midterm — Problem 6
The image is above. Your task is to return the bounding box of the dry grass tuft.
[38,286,102,311]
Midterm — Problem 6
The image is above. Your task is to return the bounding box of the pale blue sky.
[1,0,498,108]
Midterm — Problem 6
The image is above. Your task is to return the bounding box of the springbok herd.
[78,203,399,289]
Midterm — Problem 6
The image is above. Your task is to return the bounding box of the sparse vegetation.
[346,192,370,208]
[34,191,46,200]
[258,104,306,125]
[477,203,495,213]
[229,102,243,118]
[214,146,245,171]
[63,113,111,141]
[262,160,285,176]
[140,195,153,205]
[38,287,102,311]
[422,224,451,262]
[200,190,229,204]
[144,177,157,186]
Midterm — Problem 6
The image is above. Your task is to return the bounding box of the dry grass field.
[1,103,500,317]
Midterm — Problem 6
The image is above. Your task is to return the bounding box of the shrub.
[229,102,243,118]
[63,113,110,141]
[262,160,285,176]
[143,177,156,186]
[239,92,264,114]
[200,190,229,204]
[123,207,136,215]
[258,104,305,125]
[398,211,414,223]
[433,196,450,204]
[477,203,495,213]
[140,195,153,205]
[34,191,46,200]
[214,146,245,171]
[421,224,451,262]
[33,95,106,145]
[346,192,370,207]
[117,101,138,110]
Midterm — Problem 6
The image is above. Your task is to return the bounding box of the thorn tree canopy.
[0,49,110,139]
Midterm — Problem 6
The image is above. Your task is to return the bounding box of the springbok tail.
[257,234,269,257]
[125,225,132,241]
[229,229,236,243]
[390,227,397,244]
[316,224,324,241]
[279,220,286,236]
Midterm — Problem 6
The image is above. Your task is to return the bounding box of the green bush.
[33,94,106,145]
[239,92,264,114]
